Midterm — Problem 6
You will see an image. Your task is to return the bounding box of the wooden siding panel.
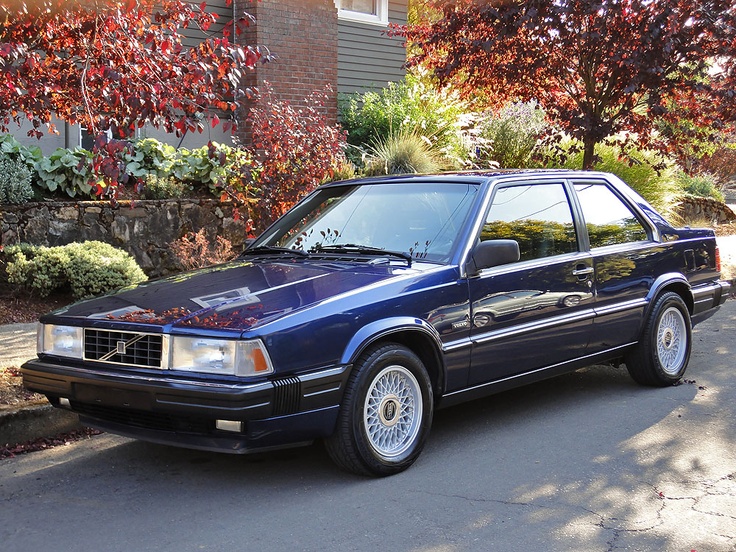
[337,0,407,94]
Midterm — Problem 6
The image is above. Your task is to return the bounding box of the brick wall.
[234,0,339,143]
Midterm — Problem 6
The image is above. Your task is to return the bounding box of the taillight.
[715,245,722,273]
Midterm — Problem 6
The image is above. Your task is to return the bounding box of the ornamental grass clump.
[363,131,442,176]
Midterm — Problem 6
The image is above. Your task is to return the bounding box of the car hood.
[47,259,411,332]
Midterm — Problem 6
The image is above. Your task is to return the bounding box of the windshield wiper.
[312,244,412,265]
[241,246,309,258]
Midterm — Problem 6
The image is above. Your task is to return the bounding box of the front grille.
[72,401,212,434]
[84,329,163,369]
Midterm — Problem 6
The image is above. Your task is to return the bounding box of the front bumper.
[21,357,349,453]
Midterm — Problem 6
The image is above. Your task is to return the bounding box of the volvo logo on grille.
[98,334,147,362]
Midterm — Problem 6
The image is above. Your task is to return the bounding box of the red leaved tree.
[0,0,264,188]
[243,85,347,231]
[400,0,736,170]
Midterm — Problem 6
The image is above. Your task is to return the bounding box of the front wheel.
[625,292,692,386]
[325,343,433,477]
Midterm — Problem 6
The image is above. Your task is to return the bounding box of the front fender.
[340,317,444,366]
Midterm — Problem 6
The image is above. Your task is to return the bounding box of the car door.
[570,179,660,352]
[468,180,595,386]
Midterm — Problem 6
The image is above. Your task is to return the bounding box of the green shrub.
[676,172,724,202]
[119,138,252,198]
[125,138,177,178]
[0,154,34,204]
[0,134,43,176]
[35,147,96,198]
[364,131,442,176]
[0,134,256,201]
[339,72,469,168]
[140,174,193,199]
[328,160,357,182]
[5,241,147,299]
[473,101,547,168]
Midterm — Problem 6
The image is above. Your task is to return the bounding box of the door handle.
[572,265,594,277]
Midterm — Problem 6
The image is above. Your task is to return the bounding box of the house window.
[336,0,388,25]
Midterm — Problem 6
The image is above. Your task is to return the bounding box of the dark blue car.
[22,171,731,476]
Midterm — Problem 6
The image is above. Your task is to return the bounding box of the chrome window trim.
[473,251,592,279]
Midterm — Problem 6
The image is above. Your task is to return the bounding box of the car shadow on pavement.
[3,360,728,552]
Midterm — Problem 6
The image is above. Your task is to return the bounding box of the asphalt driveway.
[1,300,734,551]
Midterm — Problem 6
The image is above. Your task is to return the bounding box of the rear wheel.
[625,292,692,386]
[325,343,433,476]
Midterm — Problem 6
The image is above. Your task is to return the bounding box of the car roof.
[321,169,615,188]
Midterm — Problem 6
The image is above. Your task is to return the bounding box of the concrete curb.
[0,404,82,446]
[1,321,86,447]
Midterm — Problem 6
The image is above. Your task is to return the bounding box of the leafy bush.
[173,142,253,196]
[140,174,193,199]
[244,85,347,230]
[0,134,43,175]
[364,132,442,176]
[339,72,469,167]
[328,160,357,182]
[0,155,34,204]
[122,139,249,197]
[676,172,725,202]
[35,147,97,198]
[0,134,255,201]
[125,138,177,178]
[472,101,547,168]
[5,241,147,299]
[170,229,236,270]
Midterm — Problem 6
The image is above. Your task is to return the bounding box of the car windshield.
[255,182,479,263]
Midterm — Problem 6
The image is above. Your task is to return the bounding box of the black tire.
[325,343,433,477]
[625,292,692,387]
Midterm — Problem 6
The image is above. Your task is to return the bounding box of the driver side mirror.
[466,239,520,275]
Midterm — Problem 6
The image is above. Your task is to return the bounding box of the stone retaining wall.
[1,199,246,277]
[674,195,736,225]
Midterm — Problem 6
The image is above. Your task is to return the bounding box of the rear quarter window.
[573,182,649,247]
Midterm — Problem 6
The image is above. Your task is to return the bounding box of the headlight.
[38,324,83,358]
[170,336,274,377]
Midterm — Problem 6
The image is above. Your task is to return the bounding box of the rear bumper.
[21,358,348,453]
[691,279,732,325]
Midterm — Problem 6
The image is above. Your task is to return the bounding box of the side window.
[574,182,649,247]
[481,183,578,262]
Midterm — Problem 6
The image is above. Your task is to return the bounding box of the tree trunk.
[582,136,596,170]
